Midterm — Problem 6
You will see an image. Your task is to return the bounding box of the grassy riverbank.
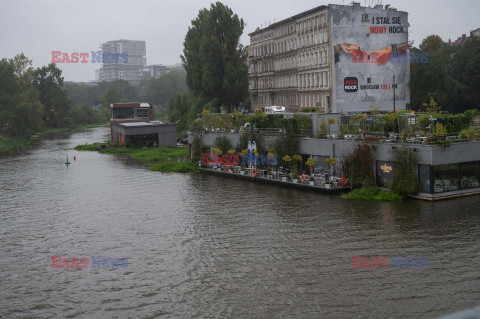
[74,143,197,173]
[0,135,31,157]
[341,186,403,202]
[0,123,109,158]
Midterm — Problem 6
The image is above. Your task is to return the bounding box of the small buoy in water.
[65,155,70,165]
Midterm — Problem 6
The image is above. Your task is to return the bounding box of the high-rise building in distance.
[96,39,146,82]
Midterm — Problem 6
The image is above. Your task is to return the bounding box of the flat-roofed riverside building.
[248,3,410,113]
[110,102,176,147]
[112,121,177,147]
[110,102,152,140]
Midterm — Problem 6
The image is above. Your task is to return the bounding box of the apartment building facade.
[249,6,330,112]
[248,3,410,113]
[97,39,147,82]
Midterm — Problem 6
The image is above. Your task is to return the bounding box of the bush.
[389,147,422,195]
[340,143,375,188]
[0,135,31,157]
[191,135,204,162]
[274,134,300,166]
[214,135,233,155]
[148,162,197,173]
[342,186,402,201]
[74,143,101,151]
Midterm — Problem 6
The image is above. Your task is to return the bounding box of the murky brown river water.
[0,127,479,318]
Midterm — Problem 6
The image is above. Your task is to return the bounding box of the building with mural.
[248,2,410,113]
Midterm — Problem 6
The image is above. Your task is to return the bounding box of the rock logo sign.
[344,77,358,92]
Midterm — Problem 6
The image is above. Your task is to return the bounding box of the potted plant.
[305,157,316,175]
[434,122,447,140]
[292,155,302,181]
[282,155,292,181]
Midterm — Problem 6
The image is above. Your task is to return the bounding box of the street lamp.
[385,67,396,112]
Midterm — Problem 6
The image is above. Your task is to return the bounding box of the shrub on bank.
[73,143,195,173]
[341,186,403,202]
[74,143,101,151]
[148,162,197,173]
[0,135,31,157]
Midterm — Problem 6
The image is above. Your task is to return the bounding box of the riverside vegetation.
[0,52,187,157]
[74,143,197,173]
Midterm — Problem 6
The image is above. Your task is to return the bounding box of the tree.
[101,85,121,108]
[410,35,460,110]
[137,69,187,106]
[451,35,480,112]
[0,54,44,136]
[32,63,70,127]
[181,2,248,112]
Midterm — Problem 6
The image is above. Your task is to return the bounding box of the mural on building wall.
[330,4,410,112]
[334,42,409,65]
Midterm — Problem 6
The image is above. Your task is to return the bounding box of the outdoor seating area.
[203,162,349,191]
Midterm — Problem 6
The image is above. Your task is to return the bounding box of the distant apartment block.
[142,64,167,79]
[96,39,146,82]
[449,27,480,46]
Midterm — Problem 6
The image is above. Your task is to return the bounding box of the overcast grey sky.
[1,0,478,82]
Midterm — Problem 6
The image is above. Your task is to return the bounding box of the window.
[362,14,369,22]
[460,161,480,189]
[418,165,432,193]
[433,164,459,193]
[367,78,371,84]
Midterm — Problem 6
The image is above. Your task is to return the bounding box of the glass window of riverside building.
[433,164,459,193]
[425,162,480,194]
[460,161,480,189]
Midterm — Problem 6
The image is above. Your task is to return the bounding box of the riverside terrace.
[187,111,480,200]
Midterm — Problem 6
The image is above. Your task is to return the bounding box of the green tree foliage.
[214,135,233,155]
[137,69,187,106]
[100,85,121,109]
[0,54,44,136]
[274,134,300,166]
[64,79,138,106]
[410,34,480,113]
[340,143,375,188]
[166,92,197,137]
[191,135,205,162]
[451,35,480,112]
[390,147,422,195]
[181,2,248,112]
[69,103,109,125]
[410,35,460,110]
[32,63,71,127]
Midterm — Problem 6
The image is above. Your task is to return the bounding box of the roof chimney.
[375,4,383,9]
[352,2,361,8]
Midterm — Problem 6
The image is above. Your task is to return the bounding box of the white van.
[264,106,286,114]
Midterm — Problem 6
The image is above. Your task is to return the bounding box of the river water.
[0,127,479,318]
